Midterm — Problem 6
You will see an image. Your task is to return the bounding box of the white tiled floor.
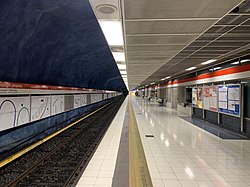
[131,96,250,187]
[76,97,128,187]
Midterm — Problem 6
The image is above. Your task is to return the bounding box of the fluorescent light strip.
[241,59,250,63]
[118,64,126,70]
[231,59,249,65]
[231,61,239,65]
[210,67,222,71]
[98,21,124,46]
[120,70,127,75]
[186,67,196,71]
[112,52,125,61]
[201,59,216,65]
[214,67,222,70]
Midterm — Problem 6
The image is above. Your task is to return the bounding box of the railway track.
[0,96,125,187]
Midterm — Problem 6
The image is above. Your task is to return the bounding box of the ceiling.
[90,0,250,90]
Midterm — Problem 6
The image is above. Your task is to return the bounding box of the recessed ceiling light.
[161,78,165,80]
[120,70,127,75]
[231,61,239,65]
[96,4,117,14]
[186,67,196,71]
[241,59,250,63]
[201,59,216,65]
[150,82,155,84]
[213,67,222,70]
[99,21,124,46]
[118,64,126,70]
[210,67,222,71]
[112,52,125,61]
[165,76,171,79]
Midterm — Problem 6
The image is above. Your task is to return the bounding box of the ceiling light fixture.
[209,67,222,71]
[231,61,239,65]
[186,67,196,71]
[112,52,125,61]
[120,70,127,75]
[150,82,155,85]
[213,67,222,70]
[118,64,126,70]
[201,59,216,65]
[98,21,124,46]
[241,59,250,63]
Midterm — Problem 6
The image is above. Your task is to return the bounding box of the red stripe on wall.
[0,81,96,91]
[162,64,250,87]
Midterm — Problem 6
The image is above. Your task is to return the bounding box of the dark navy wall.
[0,0,126,92]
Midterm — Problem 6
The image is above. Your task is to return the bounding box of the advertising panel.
[197,87,203,108]
[218,84,240,116]
[209,86,217,111]
[192,87,197,106]
[203,87,210,110]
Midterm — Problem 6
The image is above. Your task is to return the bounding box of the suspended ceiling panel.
[124,0,242,19]
[123,0,244,89]
[142,4,250,85]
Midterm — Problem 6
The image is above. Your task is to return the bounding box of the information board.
[218,84,240,116]
[209,86,217,111]
[192,87,197,106]
[197,87,203,108]
[203,87,210,110]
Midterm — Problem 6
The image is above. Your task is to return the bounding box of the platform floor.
[77,97,128,187]
[78,96,250,187]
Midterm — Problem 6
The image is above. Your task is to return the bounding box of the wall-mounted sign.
[218,84,240,116]
[209,86,217,111]
[203,87,210,110]
[192,87,197,106]
[197,87,203,108]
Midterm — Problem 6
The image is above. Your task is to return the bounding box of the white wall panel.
[0,97,30,131]
[31,96,50,121]
[74,94,87,109]
[51,95,64,115]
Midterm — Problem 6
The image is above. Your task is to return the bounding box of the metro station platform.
[77,96,250,187]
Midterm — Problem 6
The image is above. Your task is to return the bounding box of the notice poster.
[218,85,228,113]
[227,85,240,116]
[218,84,240,116]
[203,87,210,110]
[192,87,197,106]
[209,86,217,111]
[197,87,203,108]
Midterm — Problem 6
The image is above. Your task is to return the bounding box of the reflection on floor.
[132,96,250,187]
[180,116,249,140]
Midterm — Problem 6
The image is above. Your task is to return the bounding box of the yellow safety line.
[129,100,153,187]
[0,101,113,168]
